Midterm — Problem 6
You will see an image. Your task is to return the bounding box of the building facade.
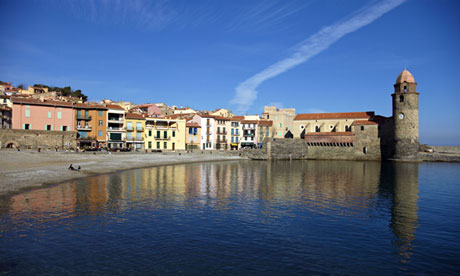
[125,113,145,151]
[106,104,126,149]
[12,98,74,132]
[186,122,201,150]
[144,118,186,151]
[74,103,108,149]
[262,106,295,138]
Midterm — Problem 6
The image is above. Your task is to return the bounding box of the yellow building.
[125,113,145,151]
[261,106,296,138]
[144,117,186,151]
[186,122,201,150]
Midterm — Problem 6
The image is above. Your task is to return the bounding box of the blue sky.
[1,0,459,145]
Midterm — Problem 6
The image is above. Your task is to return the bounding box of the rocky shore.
[0,150,244,195]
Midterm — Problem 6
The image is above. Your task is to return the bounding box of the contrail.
[230,0,407,114]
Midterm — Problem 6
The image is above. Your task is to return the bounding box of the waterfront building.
[173,107,197,115]
[257,120,273,147]
[144,117,186,151]
[241,119,258,148]
[186,122,201,150]
[11,97,74,131]
[214,116,230,150]
[262,106,296,138]
[229,116,243,150]
[74,103,108,149]
[106,104,126,150]
[125,113,145,151]
[200,115,215,150]
[292,111,375,138]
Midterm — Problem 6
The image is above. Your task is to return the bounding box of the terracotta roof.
[294,111,374,121]
[305,132,355,136]
[213,116,230,121]
[242,120,259,124]
[231,116,244,121]
[258,120,273,126]
[351,120,378,126]
[106,104,125,110]
[0,106,11,111]
[12,97,74,107]
[186,122,201,128]
[200,114,215,118]
[74,103,107,109]
[126,113,145,119]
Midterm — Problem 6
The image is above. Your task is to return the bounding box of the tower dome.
[395,69,415,84]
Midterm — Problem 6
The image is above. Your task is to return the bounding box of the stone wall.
[0,129,77,150]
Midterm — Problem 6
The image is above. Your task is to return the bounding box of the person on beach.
[68,164,74,170]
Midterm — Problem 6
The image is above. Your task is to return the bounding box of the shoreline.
[0,150,245,196]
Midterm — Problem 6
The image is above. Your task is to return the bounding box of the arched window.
[315,126,320,132]
[403,86,407,92]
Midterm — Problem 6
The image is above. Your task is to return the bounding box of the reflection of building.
[388,162,419,262]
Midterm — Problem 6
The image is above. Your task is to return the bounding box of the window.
[403,86,407,92]
[236,137,239,143]
[46,125,52,131]
[25,109,30,117]
[236,129,239,135]
[400,95,404,102]
[127,122,133,130]
[172,131,175,137]
[77,110,81,118]
[363,147,367,154]
[98,120,103,126]
[62,126,67,131]
[279,123,282,128]
[136,133,142,140]
[48,111,52,119]
[156,131,160,138]
[164,142,167,149]
[99,110,103,116]
[231,129,234,135]
[78,131,88,138]
[164,131,167,139]
[136,122,142,130]
[127,132,132,139]
[85,110,89,118]
[278,131,282,136]
[231,137,234,143]
[24,124,30,130]
[315,126,320,132]
[345,125,350,132]
[57,111,62,119]
[189,128,193,134]
[361,126,365,131]
[157,142,160,149]
[98,131,102,137]
[149,130,152,137]
[148,141,152,149]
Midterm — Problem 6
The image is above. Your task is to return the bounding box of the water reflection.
[1,160,420,269]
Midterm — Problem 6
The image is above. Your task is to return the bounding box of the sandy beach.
[0,150,244,195]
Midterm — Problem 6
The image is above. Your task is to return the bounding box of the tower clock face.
[399,113,404,119]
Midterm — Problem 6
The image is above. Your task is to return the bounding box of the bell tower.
[392,69,419,158]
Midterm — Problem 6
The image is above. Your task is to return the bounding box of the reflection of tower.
[392,69,419,158]
[389,162,419,262]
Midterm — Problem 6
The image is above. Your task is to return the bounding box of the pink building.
[138,104,162,117]
[12,97,75,131]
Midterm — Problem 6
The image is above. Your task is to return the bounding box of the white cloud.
[230,0,407,114]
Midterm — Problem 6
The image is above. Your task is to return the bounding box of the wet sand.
[0,150,244,195]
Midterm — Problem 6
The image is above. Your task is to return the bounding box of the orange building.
[74,103,108,149]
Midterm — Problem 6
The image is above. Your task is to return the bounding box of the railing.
[108,118,123,122]
[136,127,144,131]
[243,133,255,136]
[76,125,92,131]
[216,130,227,135]
[126,127,134,132]
[242,125,255,129]
[108,127,124,131]
[76,115,92,120]
[126,138,144,142]
[155,136,170,140]
[217,140,228,143]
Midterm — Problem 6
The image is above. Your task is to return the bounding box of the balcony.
[108,118,123,124]
[76,125,92,131]
[76,115,92,120]
[155,136,170,140]
[242,125,255,130]
[216,130,227,135]
[243,133,255,137]
[126,138,144,143]
[126,127,134,132]
[216,139,228,143]
[108,127,124,132]
[136,127,144,132]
